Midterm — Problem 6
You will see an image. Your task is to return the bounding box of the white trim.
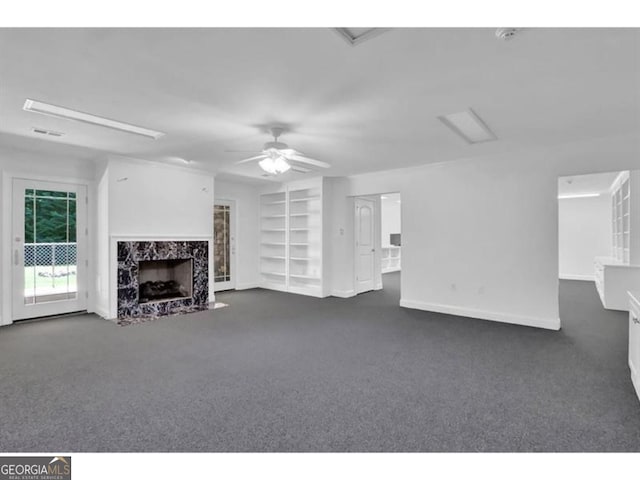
[559,273,595,281]
[235,282,260,290]
[331,289,356,298]
[399,298,561,331]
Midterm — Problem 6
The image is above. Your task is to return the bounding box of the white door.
[213,200,236,291]
[12,179,88,320]
[355,197,375,294]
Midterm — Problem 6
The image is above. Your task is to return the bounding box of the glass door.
[213,200,236,291]
[12,179,88,320]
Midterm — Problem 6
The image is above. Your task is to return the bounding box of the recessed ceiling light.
[334,28,390,46]
[438,108,497,144]
[23,99,165,140]
[557,193,601,200]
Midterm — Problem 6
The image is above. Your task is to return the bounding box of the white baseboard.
[235,282,260,290]
[399,298,561,331]
[331,289,356,298]
[559,273,595,281]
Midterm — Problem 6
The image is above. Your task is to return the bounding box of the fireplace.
[138,259,193,304]
[117,240,209,325]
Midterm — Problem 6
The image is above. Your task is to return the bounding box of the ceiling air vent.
[32,127,65,137]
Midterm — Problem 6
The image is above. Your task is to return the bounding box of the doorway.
[12,179,88,320]
[381,193,402,275]
[213,200,236,291]
[558,170,638,313]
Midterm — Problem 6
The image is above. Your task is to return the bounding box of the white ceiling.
[0,28,638,181]
[558,171,622,196]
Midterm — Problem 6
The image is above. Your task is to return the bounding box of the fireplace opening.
[138,259,193,304]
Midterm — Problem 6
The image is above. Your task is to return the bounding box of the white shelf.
[289,274,321,280]
[261,256,286,260]
[261,271,286,277]
[290,196,320,203]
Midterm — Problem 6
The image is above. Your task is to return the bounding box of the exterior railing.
[24,242,77,267]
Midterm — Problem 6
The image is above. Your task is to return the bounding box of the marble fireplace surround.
[117,239,209,325]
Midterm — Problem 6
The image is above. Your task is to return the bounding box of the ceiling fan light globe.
[259,158,277,174]
[273,156,291,173]
[258,156,290,175]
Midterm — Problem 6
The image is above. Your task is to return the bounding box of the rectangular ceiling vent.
[438,108,497,144]
[24,99,165,140]
[334,28,390,46]
[32,127,64,137]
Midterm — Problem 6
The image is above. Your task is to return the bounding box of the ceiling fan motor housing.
[263,141,289,150]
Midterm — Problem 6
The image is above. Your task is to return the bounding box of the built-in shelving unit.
[381,246,401,273]
[260,191,288,291]
[288,183,322,296]
[612,172,632,263]
[259,179,326,297]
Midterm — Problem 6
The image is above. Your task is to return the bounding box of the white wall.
[558,195,612,281]
[381,193,401,247]
[0,150,96,326]
[328,133,640,330]
[97,157,215,319]
[214,179,261,290]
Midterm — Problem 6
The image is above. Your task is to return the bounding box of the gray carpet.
[1,273,639,452]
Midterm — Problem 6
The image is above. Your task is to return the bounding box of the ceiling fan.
[234,127,330,175]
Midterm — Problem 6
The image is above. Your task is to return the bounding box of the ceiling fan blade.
[224,149,262,153]
[291,166,311,173]
[288,154,331,169]
[236,154,267,164]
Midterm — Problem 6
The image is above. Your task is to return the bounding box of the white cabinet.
[594,257,640,311]
[381,246,401,273]
[629,291,640,404]
[259,178,327,298]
